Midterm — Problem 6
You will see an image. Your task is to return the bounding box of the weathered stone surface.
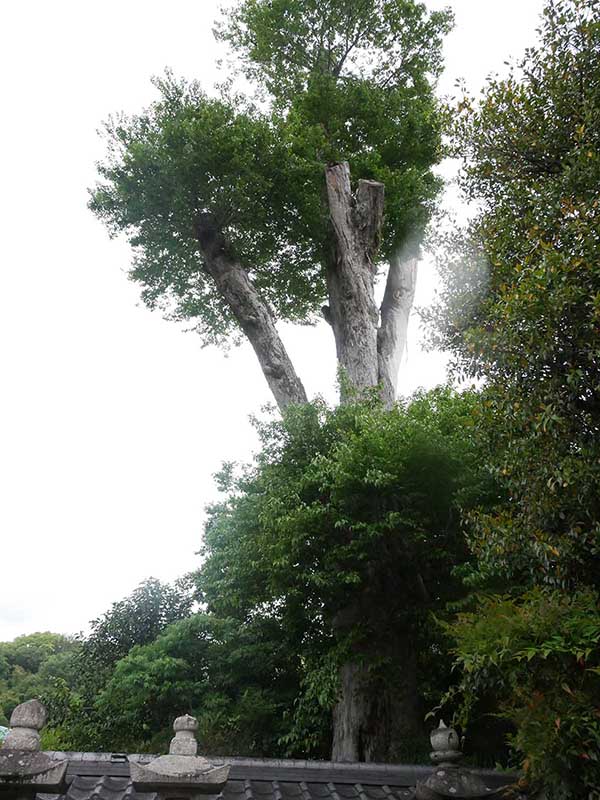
[0,751,67,784]
[0,698,68,792]
[169,737,197,757]
[169,715,198,756]
[0,751,56,778]
[414,722,525,800]
[130,757,229,786]
[2,728,40,752]
[144,755,224,780]
[9,700,47,732]
[429,721,462,766]
[415,767,496,799]
[130,713,230,796]
[2,700,48,752]
[173,715,198,734]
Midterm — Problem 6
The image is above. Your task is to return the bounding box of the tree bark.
[323,164,423,762]
[331,626,421,763]
[324,162,384,398]
[195,174,420,762]
[332,661,371,762]
[378,253,419,409]
[194,213,307,411]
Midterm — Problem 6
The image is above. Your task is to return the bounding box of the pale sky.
[0,0,546,641]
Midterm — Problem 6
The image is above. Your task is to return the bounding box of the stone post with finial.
[0,700,67,798]
[415,720,525,800]
[130,713,229,800]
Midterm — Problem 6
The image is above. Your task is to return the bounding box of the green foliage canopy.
[429,0,600,590]
[446,589,600,797]
[218,0,450,101]
[90,0,451,345]
[80,576,194,675]
[0,633,79,728]
[37,580,301,757]
[428,0,600,791]
[40,578,194,751]
[92,613,301,755]
[197,389,495,756]
[201,389,487,622]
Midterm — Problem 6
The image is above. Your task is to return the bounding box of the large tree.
[428,0,600,591]
[90,0,451,410]
[90,0,452,760]
[427,0,600,791]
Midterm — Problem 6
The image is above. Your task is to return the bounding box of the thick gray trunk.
[324,162,384,398]
[195,214,307,411]
[196,172,419,762]
[332,636,421,762]
[324,164,422,762]
[332,662,370,762]
[378,254,419,408]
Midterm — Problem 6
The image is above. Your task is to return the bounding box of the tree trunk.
[332,661,371,762]
[324,162,384,398]
[196,171,420,763]
[331,628,421,763]
[324,164,422,763]
[378,253,419,409]
[195,213,307,411]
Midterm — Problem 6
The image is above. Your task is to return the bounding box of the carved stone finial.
[415,720,513,799]
[0,700,67,793]
[130,712,229,798]
[170,714,199,756]
[2,700,47,752]
[430,719,463,766]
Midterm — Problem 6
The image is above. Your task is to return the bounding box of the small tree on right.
[428,0,600,794]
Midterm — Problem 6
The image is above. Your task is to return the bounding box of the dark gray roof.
[35,753,518,800]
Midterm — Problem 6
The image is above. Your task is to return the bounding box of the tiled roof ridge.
[45,752,509,779]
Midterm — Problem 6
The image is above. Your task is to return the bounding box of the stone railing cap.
[130,712,229,794]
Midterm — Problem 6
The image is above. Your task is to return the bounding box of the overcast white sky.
[0,0,546,641]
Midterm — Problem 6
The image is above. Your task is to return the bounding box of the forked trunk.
[324,162,384,398]
[196,169,421,763]
[378,253,419,409]
[195,213,307,411]
[324,165,421,761]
